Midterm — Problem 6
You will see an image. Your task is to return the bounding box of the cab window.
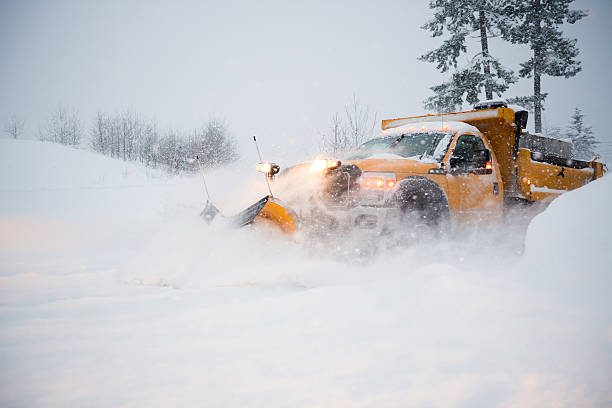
[450,134,489,170]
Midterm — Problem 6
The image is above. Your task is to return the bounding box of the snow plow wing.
[201,195,297,234]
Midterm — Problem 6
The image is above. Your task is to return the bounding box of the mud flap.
[200,195,298,233]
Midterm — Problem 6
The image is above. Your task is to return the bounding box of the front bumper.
[317,205,403,233]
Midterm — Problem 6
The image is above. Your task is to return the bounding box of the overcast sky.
[1,0,611,162]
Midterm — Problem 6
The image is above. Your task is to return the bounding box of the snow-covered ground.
[0,139,610,407]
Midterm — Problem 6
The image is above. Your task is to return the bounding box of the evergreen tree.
[566,107,598,160]
[420,0,516,112]
[501,0,586,133]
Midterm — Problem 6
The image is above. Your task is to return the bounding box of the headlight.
[256,162,280,176]
[311,158,341,172]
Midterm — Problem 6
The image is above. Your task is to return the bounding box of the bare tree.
[321,95,377,153]
[345,95,377,148]
[192,119,238,168]
[91,112,109,154]
[5,114,24,139]
[40,105,81,146]
[321,112,348,153]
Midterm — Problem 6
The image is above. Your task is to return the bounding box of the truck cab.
[443,129,503,220]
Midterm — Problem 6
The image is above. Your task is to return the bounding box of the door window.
[451,134,488,170]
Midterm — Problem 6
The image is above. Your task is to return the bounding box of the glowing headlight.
[311,159,341,172]
[256,162,272,173]
[256,162,280,176]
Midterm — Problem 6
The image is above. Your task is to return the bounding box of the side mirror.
[515,111,528,129]
[473,149,491,169]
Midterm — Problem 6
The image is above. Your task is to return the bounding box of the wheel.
[393,177,450,235]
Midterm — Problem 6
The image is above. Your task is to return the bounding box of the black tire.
[393,177,450,229]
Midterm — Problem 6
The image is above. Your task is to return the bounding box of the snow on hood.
[359,152,438,164]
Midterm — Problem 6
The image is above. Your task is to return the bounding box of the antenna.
[196,155,213,202]
[253,136,274,198]
[437,101,444,130]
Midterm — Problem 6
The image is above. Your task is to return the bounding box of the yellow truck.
[202,102,606,233]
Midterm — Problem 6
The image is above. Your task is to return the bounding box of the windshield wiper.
[390,134,405,147]
[419,134,444,161]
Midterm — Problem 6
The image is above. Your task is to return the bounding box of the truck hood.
[345,157,439,175]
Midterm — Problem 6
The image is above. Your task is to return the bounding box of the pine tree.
[501,0,586,133]
[566,107,598,160]
[420,0,517,112]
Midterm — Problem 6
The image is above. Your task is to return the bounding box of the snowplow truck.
[203,101,606,233]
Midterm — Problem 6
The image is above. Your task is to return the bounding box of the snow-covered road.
[1,139,610,407]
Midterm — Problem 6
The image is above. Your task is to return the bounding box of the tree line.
[4,106,238,173]
[90,111,237,172]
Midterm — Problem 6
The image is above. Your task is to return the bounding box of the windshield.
[347,132,453,161]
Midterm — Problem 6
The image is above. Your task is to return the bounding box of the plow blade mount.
[200,195,297,234]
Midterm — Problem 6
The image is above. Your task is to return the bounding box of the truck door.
[447,134,502,219]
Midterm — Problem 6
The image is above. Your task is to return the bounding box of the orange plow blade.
[256,197,298,234]
[201,195,298,234]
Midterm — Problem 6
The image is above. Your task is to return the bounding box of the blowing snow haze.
[1,0,612,160]
[1,1,612,407]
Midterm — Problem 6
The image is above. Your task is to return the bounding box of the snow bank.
[520,174,612,309]
[523,175,610,273]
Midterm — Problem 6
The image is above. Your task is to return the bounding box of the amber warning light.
[362,173,396,190]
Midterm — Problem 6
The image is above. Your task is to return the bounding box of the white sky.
[1,0,611,161]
